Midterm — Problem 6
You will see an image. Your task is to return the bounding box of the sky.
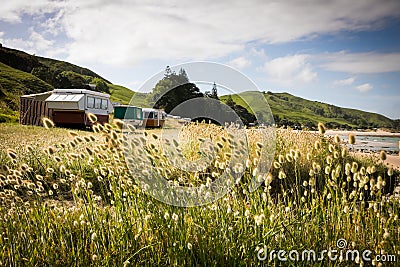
[1,0,400,119]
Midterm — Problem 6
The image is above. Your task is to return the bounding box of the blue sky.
[1,0,400,119]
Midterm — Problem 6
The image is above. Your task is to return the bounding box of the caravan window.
[87,96,108,110]
[94,98,101,109]
[145,111,154,119]
[87,97,95,108]
[101,99,108,110]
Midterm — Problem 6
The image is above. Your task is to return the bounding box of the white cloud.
[355,83,373,92]
[249,47,267,58]
[0,29,54,55]
[2,0,400,66]
[0,37,34,54]
[0,0,63,23]
[259,54,317,86]
[227,56,251,69]
[29,30,54,51]
[333,77,355,86]
[319,52,400,74]
[40,10,65,36]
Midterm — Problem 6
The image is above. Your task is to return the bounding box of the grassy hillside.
[0,46,41,73]
[0,46,109,83]
[0,62,54,123]
[108,84,135,104]
[37,56,111,84]
[0,45,111,96]
[221,91,395,129]
[108,84,150,107]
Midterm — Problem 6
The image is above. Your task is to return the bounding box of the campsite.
[1,2,400,265]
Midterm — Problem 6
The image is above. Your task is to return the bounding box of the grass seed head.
[348,134,356,145]
[92,124,100,133]
[317,122,326,134]
[111,131,119,140]
[87,113,97,123]
[25,145,34,153]
[74,136,83,143]
[127,124,136,132]
[278,170,286,179]
[314,141,321,150]
[6,149,17,160]
[48,146,56,155]
[42,117,55,129]
[113,119,124,130]
[68,130,78,137]
[379,150,387,161]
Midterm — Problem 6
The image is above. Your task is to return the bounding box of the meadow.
[0,120,399,266]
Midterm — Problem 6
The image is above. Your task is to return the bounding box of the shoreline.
[325,129,400,137]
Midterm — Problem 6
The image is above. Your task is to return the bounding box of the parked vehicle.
[20,88,167,129]
[20,89,113,127]
[142,108,166,128]
[113,105,143,127]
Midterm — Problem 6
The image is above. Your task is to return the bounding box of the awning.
[45,94,84,102]
[45,94,85,110]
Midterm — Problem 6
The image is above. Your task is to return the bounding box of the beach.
[325,129,400,137]
[324,129,400,169]
[356,152,400,169]
[324,129,400,155]
[385,154,400,169]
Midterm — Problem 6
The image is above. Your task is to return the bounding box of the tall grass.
[0,122,398,266]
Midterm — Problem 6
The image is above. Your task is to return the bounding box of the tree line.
[150,66,256,126]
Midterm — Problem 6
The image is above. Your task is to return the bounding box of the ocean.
[330,134,400,154]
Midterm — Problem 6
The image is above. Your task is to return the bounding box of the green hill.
[0,62,54,122]
[108,84,150,106]
[0,46,109,83]
[221,91,396,129]
[0,45,114,96]
[108,84,135,104]
[37,56,111,83]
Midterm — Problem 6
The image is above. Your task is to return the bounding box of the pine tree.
[211,82,218,99]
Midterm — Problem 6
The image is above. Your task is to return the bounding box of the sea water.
[329,135,400,153]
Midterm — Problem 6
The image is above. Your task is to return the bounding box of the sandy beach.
[322,128,400,169]
[355,152,400,170]
[324,129,400,156]
[385,154,400,169]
